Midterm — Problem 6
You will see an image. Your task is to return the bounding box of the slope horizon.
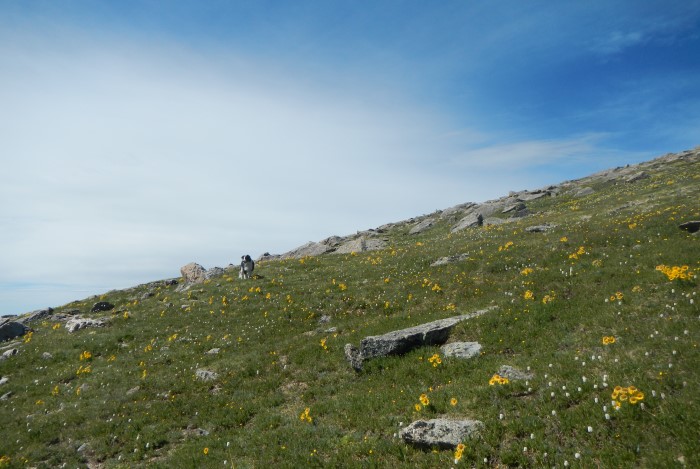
[5,145,697,318]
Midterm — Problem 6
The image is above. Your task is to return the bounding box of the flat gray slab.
[345,307,494,370]
[441,341,482,359]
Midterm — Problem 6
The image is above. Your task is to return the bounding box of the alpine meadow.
[1,147,699,468]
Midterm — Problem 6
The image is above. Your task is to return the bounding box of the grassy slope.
[1,152,698,468]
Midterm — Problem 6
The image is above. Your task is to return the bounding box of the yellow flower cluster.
[450,397,458,406]
[419,393,430,406]
[655,264,695,281]
[0,455,10,466]
[320,338,328,351]
[602,336,616,345]
[609,291,624,302]
[299,407,313,423]
[428,353,442,368]
[568,246,586,260]
[79,351,92,361]
[523,290,535,301]
[520,267,534,276]
[541,292,556,304]
[498,241,514,252]
[489,374,509,385]
[560,236,568,242]
[23,331,33,343]
[76,365,91,376]
[454,443,466,462]
[612,385,644,406]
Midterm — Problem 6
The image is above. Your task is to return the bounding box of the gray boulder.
[408,218,435,235]
[16,308,54,325]
[180,262,207,285]
[525,224,557,233]
[334,236,387,255]
[441,342,482,359]
[281,241,335,259]
[65,316,108,333]
[625,171,650,183]
[195,369,218,381]
[573,187,595,198]
[345,307,494,371]
[451,212,483,233]
[497,365,534,381]
[0,320,29,342]
[90,302,114,312]
[518,191,549,201]
[430,253,470,267]
[400,419,484,449]
[205,267,225,279]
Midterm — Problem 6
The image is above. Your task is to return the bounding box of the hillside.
[1,147,698,468]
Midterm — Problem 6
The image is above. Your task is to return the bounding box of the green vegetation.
[1,153,698,468]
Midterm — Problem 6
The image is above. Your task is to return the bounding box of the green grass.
[1,152,698,468]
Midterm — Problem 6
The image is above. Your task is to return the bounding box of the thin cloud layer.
[1,2,699,316]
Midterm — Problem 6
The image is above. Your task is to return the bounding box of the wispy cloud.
[590,30,646,55]
[448,134,632,170]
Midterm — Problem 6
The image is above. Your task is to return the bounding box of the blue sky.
[1,1,699,316]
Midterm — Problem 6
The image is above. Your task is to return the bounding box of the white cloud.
[0,34,491,314]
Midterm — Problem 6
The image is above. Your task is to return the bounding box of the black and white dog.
[239,255,255,279]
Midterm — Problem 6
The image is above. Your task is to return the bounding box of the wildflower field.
[1,151,698,468]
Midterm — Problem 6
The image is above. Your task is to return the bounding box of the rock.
[180,262,207,285]
[281,241,335,259]
[518,191,549,201]
[430,253,470,267]
[1,349,18,360]
[344,344,363,371]
[206,348,220,355]
[318,315,332,324]
[65,317,108,333]
[205,267,225,279]
[42,352,53,360]
[679,221,700,233]
[573,187,595,198]
[195,369,218,381]
[525,224,557,233]
[90,301,114,312]
[77,443,89,453]
[334,236,387,254]
[625,171,650,183]
[0,320,30,342]
[345,307,495,371]
[439,202,477,221]
[441,342,482,359]
[409,218,435,235]
[0,376,8,385]
[482,217,507,226]
[0,392,11,400]
[126,386,140,396]
[502,202,526,214]
[399,419,484,449]
[451,212,483,233]
[497,365,534,381]
[16,308,54,325]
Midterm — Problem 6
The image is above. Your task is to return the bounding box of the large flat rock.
[344,307,494,370]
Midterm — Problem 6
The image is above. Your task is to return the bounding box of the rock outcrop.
[65,316,109,333]
[400,419,484,449]
[180,262,207,285]
[344,307,494,371]
[0,320,30,342]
